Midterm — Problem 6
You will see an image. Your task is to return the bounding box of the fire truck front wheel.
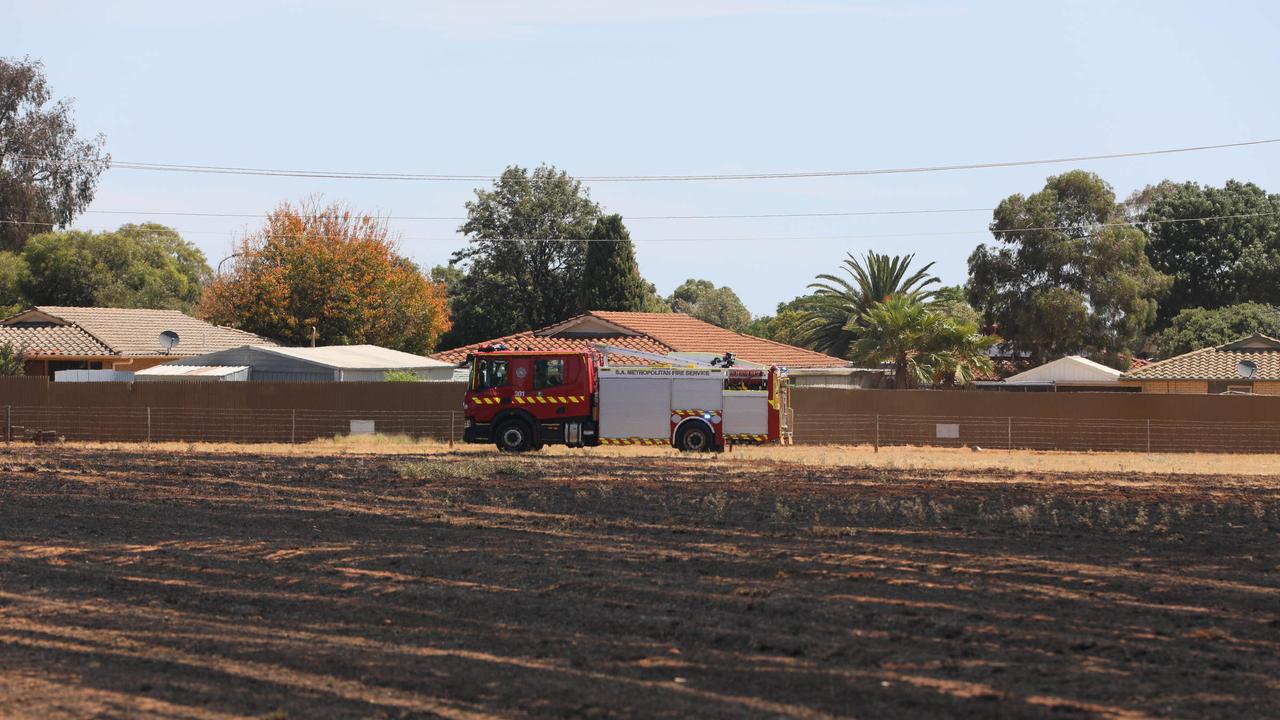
[495,419,535,453]
[675,422,716,452]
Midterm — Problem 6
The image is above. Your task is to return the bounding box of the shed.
[160,344,455,382]
[134,365,250,382]
[979,355,1131,392]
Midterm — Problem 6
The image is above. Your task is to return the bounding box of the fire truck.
[461,344,790,452]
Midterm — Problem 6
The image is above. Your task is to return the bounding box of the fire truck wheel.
[675,422,714,452]
[495,419,534,452]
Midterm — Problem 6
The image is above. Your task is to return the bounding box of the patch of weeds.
[898,497,928,524]
[701,491,729,521]
[810,524,857,538]
[1010,504,1036,528]
[1124,506,1149,532]
[397,458,528,481]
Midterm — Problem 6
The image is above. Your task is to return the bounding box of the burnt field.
[0,447,1278,719]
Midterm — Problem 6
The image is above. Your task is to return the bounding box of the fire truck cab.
[461,345,790,452]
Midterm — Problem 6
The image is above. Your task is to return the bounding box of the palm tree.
[921,318,999,387]
[849,295,939,388]
[800,251,940,357]
[848,295,997,389]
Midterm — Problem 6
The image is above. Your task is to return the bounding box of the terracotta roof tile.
[434,311,849,368]
[433,332,672,364]
[1123,333,1280,380]
[1126,357,1153,371]
[588,312,848,368]
[0,324,113,357]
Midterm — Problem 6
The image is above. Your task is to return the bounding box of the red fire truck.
[461,344,790,452]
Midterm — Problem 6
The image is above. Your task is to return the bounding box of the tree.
[667,279,751,331]
[1,57,109,251]
[0,251,27,317]
[801,251,940,356]
[967,170,1170,363]
[639,280,671,313]
[429,263,464,296]
[930,285,983,327]
[19,223,210,311]
[848,295,996,389]
[200,200,450,353]
[579,214,649,311]
[1148,303,1280,358]
[1133,180,1280,322]
[0,341,24,376]
[745,297,812,346]
[445,164,600,347]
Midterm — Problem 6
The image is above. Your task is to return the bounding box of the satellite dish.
[1236,359,1258,379]
[159,330,180,354]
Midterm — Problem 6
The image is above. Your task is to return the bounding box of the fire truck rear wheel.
[495,419,534,452]
[676,422,714,452]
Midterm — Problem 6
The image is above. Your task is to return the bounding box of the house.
[432,311,850,378]
[978,355,1136,392]
[154,344,456,382]
[1121,333,1280,395]
[0,306,272,378]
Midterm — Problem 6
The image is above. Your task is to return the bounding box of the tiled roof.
[1126,357,1153,371]
[433,331,673,365]
[433,311,849,368]
[1123,333,1280,380]
[589,312,847,367]
[0,307,274,357]
[0,324,113,357]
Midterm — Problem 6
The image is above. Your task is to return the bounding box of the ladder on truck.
[593,344,737,369]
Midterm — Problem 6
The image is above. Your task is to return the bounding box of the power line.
[73,207,993,222]
[2,210,1275,243]
[12,137,1278,182]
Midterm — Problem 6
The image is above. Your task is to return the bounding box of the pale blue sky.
[4,1,1278,316]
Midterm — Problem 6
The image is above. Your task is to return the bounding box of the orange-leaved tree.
[199,200,450,353]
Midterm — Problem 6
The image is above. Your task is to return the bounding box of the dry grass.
[2,446,1278,718]
[32,434,1280,477]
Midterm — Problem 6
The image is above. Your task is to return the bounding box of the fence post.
[146,407,152,444]
[1007,416,1012,450]
[291,409,297,444]
[4,405,9,443]
[874,414,880,453]
[449,411,455,448]
[1146,419,1151,453]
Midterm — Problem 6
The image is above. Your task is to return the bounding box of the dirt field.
[1,446,1277,719]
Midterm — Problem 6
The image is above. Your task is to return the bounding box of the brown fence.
[2,377,1280,453]
[788,388,1280,453]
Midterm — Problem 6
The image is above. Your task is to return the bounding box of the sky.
[4,0,1279,316]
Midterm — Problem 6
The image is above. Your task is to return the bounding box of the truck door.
[470,356,512,421]
[531,355,589,417]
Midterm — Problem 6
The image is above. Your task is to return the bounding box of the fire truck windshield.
[474,358,508,390]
